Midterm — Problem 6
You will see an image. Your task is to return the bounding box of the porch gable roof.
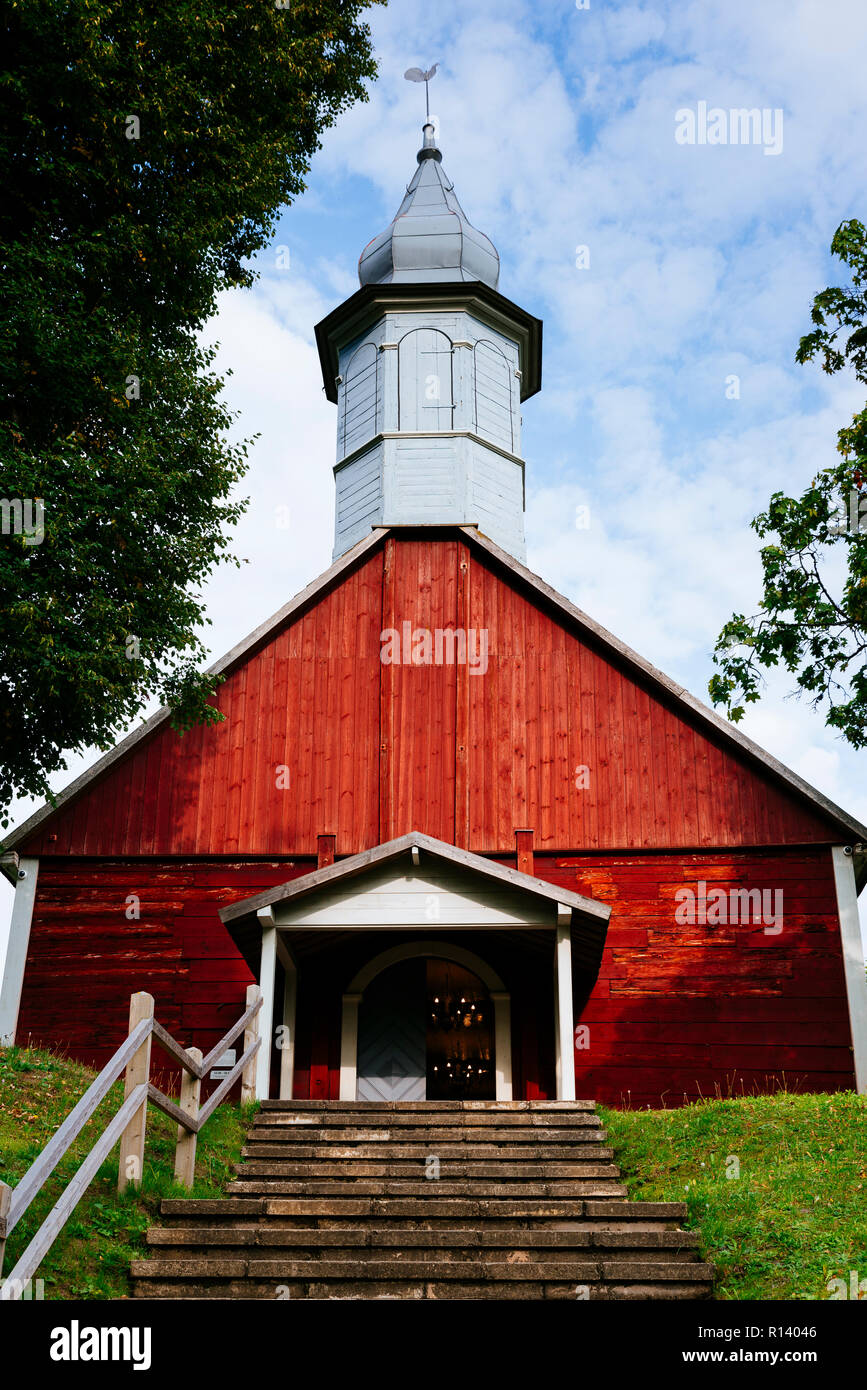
[219,830,610,933]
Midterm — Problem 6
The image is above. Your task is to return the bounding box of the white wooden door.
[356,959,426,1101]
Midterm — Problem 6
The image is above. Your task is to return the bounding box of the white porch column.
[339,992,362,1100]
[554,906,576,1101]
[0,858,39,1047]
[275,938,297,1101]
[831,847,867,1094]
[255,910,277,1100]
[490,991,512,1100]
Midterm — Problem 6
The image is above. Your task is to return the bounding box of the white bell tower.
[315,120,542,562]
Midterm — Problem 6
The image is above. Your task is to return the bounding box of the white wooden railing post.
[241,984,261,1105]
[0,1180,11,1279]
[173,1047,202,1189]
[117,992,154,1193]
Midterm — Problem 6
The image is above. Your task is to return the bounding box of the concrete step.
[130,1256,714,1301]
[226,1179,630,1199]
[146,1225,703,1259]
[132,1103,713,1301]
[244,1129,608,1147]
[234,1159,622,1178]
[240,1139,614,1162]
[138,1249,703,1272]
[159,1196,688,1226]
[254,1108,600,1128]
[130,1278,714,1300]
[257,1100,598,1112]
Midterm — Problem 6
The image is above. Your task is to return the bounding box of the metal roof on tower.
[357,121,500,288]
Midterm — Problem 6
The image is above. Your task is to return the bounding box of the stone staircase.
[130,1100,714,1300]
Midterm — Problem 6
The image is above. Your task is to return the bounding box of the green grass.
[601,1091,867,1300]
[0,1045,253,1300]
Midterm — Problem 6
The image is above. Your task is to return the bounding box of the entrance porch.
[219,833,610,1104]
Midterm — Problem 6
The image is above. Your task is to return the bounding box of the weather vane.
[404,63,439,122]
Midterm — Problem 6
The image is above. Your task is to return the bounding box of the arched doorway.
[342,940,512,1101]
[425,959,495,1100]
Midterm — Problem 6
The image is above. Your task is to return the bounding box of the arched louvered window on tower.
[473,339,514,453]
[398,328,454,431]
[340,341,379,458]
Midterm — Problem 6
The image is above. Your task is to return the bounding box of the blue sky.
[3,0,867,948]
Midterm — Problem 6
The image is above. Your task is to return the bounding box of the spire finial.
[404,62,439,122]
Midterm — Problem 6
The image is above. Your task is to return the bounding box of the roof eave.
[219,830,610,927]
[6,523,866,857]
[459,525,867,846]
[314,281,543,404]
[1,527,390,854]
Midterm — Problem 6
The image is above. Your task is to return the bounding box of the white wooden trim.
[554,965,561,1097]
[223,831,609,926]
[490,992,513,1101]
[345,938,507,995]
[333,429,527,475]
[256,925,277,1100]
[554,916,576,1101]
[831,847,867,1094]
[340,940,511,1101]
[316,282,543,406]
[339,993,362,1101]
[269,867,562,931]
[279,958,297,1101]
[0,857,39,1047]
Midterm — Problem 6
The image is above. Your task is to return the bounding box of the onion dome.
[358,123,500,289]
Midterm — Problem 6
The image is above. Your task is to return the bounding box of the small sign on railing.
[210,1049,236,1081]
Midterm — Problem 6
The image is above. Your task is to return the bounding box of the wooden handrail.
[200,994,264,1076]
[0,987,263,1299]
[2,1018,153,1242]
[0,1083,148,1300]
[151,992,263,1080]
[146,1035,261,1134]
[197,1038,261,1128]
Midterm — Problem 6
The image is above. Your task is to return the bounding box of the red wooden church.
[2,121,867,1110]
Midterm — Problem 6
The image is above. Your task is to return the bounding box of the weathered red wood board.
[15,847,854,1106]
[15,860,305,1083]
[18,536,841,861]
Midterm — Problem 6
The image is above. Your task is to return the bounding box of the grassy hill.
[1,1045,864,1299]
[0,1044,250,1299]
[601,1090,867,1300]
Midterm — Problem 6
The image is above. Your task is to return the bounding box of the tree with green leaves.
[710,219,867,747]
[0,0,384,827]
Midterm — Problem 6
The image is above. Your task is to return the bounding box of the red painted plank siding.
[15,860,309,1083]
[19,534,840,860]
[15,848,854,1107]
[520,846,854,1107]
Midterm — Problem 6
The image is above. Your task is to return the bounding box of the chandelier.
[429,976,484,1031]
[431,1059,488,1083]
